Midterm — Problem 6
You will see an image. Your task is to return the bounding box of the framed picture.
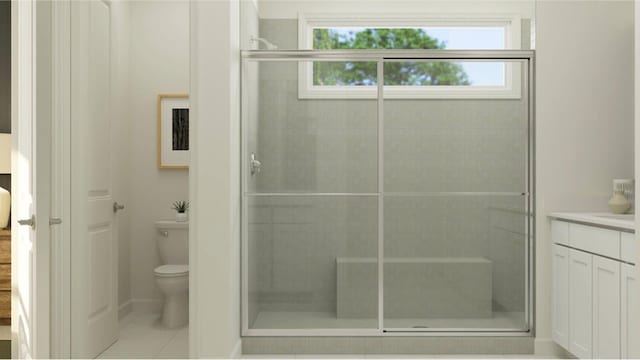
[158,94,190,169]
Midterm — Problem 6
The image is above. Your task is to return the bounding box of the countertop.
[548,212,635,232]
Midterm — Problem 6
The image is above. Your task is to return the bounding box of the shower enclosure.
[241,50,534,336]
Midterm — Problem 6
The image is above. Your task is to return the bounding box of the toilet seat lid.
[154,264,189,276]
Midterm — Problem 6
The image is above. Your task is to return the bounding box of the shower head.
[250,36,278,50]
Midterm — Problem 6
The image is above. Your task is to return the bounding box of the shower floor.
[251,311,527,331]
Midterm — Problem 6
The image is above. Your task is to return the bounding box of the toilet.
[154,221,189,328]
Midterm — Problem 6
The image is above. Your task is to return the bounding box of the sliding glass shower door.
[382,59,530,331]
[241,52,533,336]
[242,60,381,332]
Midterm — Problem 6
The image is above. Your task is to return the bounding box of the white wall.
[0,1,9,134]
[0,1,10,134]
[0,1,10,201]
[536,0,634,354]
[241,0,260,49]
[636,0,640,270]
[634,1,640,358]
[186,0,634,357]
[255,0,534,20]
[190,0,241,357]
[127,1,190,312]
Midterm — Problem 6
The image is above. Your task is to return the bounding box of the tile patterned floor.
[97,312,188,359]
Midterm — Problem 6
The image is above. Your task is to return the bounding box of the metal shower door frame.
[240,50,535,338]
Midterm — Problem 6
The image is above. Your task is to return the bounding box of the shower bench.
[336,257,493,319]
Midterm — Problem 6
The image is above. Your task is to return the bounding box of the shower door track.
[241,49,534,60]
[240,49,535,337]
[244,192,528,197]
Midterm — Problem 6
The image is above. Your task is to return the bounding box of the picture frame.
[158,94,190,169]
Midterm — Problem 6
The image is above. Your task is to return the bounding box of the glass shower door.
[382,59,531,331]
[242,59,380,333]
[242,53,534,335]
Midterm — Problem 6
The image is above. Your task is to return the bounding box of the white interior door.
[12,0,52,358]
[70,0,118,357]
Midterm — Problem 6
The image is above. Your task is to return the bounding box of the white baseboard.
[131,298,164,314]
[230,338,242,359]
[534,338,572,358]
[118,300,133,319]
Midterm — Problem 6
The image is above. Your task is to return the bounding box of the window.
[298,14,522,99]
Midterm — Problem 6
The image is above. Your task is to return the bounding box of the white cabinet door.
[552,244,570,348]
[622,263,639,359]
[569,249,593,359]
[592,256,620,359]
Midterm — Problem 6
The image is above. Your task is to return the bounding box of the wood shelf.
[0,228,10,324]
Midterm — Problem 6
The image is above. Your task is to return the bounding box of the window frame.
[297,13,523,99]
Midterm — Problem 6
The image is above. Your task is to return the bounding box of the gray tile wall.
[248,196,378,317]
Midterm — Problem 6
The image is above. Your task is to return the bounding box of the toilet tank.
[155,221,189,265]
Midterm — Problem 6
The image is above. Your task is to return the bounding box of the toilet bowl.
[154,221,189,328]
[154,264,189,328]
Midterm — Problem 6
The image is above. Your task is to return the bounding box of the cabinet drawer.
[621,232,636,264]
[552,220,569,245]
[0,264,9,291]
[569,224,620,259]
[0,290,9,319]
[0,238,9,263]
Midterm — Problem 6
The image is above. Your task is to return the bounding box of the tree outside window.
[312,28,471,86]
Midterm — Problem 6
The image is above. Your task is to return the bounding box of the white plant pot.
[175,212,188,222]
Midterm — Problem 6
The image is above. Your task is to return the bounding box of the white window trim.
[297,13,523,99]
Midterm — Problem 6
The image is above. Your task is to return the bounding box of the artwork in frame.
[158,94,190,169]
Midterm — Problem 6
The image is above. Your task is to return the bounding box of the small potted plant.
[172,200,189,222]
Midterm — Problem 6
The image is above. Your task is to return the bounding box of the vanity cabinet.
[622,263,640,358]
[551,219,634,359]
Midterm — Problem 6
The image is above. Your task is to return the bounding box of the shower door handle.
[113,202,125,213]
[250,153,262,176]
